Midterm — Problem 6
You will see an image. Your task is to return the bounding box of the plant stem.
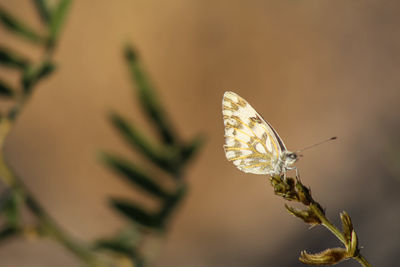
[0,118,107,266]
[26,194,106,267]
[354,254,372,267]
[310,203,371,267]
[309,203,346,245]
[0,4,113,265]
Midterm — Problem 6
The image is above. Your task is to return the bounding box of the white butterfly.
[222,91,298,176]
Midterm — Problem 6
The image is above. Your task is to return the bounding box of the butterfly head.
[283,151,299,166]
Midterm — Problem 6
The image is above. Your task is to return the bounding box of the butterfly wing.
[222,91,286,175]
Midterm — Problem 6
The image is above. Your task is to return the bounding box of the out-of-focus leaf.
[0,6,44,44]
[7,106,19,121]
[157,184,186,227]
[109,112,179,175]
[0,226,18,244]
[95,239,134,255]
[25,195,43,216]
[32,0,51,25]
[96,239,145,267]
[0,46,30,69]
[22,61,56,94]
[180,135,204,165]
[1,191,21,227]
[48,0,72,48]
[95,227,140,255]
[125,45,177,146]
[110,198,161,229]
[100,152,170,199]
[0,189,13,211]
[0,79,14,98]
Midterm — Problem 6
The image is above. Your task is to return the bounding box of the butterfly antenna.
[296,136,337,153]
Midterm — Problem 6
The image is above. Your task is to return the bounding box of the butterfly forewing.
[222,91,285,175]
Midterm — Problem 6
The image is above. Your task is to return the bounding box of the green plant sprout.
[270,175,371,266]
[0,2,203,266]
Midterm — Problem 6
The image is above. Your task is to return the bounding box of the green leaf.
[95,239,135,255]
[180,135,204,165]
[110,198,161,229]
[109,112,179,175]
[0,5,45,44]
[0,226,18,244]
[125,45,177,146]
[157,184,186,227]
[100,152,170,199]
[0,191,21,227]
[48,0,72,48]
[32,0,51,25]
[0,79,15,98]
[22,61,56,94]
[0,189,13,211]
[0,46,30,69]
[94,227,140,255]
[95,238,145,266]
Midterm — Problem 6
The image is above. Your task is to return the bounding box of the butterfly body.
[222,91,298,176]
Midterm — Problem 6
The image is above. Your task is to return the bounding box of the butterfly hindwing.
[222,91,284,175]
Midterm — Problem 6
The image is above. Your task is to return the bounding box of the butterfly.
[222,91,298,177]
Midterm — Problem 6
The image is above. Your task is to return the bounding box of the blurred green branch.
[96,44,203,266]
[0,6,45,44]
[0,2,203,267]
[0,1,108,266]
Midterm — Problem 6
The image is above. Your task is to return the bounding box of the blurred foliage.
[0,0,71,119]
[0,2,203,266]
[96,45,203,265]
[0,0,72,241]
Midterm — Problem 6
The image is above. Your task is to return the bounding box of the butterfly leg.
[285,166,301,182]
[294,167,301,182]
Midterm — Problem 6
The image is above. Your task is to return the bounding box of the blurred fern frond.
[0,2,203,266]
[97,45,203,265]
[0,0,72,119]
[0,1,99,264]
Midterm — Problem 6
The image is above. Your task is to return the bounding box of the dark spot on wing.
[250,116,262,124]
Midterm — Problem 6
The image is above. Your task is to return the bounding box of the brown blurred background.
[1,0,400,266]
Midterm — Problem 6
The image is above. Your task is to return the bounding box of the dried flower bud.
[348,230,358,257]
[270,175,281,185]
[299,248,348,265]
[340,211,353,244]
[270,176,298,201]
[285,204,321,225]
[295,183,313,205]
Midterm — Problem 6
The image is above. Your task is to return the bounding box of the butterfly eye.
[288,153,297,159]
